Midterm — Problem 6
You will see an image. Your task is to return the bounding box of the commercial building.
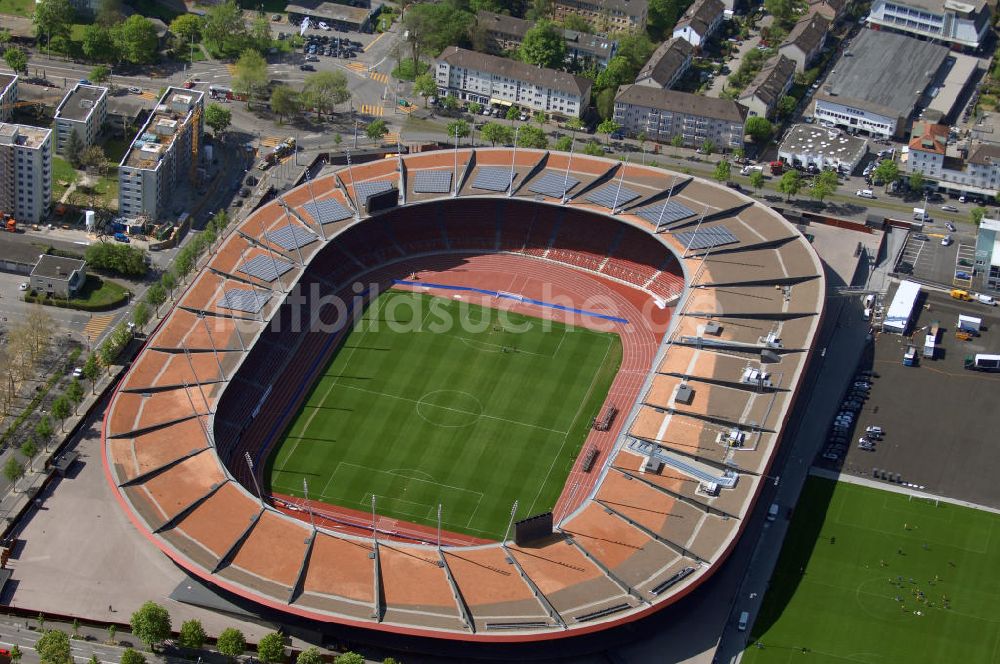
[551,0,648,33]
[975,217,1000,291]
[811,30,950,138]
[118,87,204,220]
[614,84,747,150]
[53,83,108,155]
[635,37,693,89]
[672,0,725,48]
[0,123,52,224]
[778,14,830,73]
[285,0,382,33]
[0,74,17,124]
[777,123,869,173]
[904,122,1000,197]
[475,11,617,69]
[738,54,795,119]
[883,279,921,333]
[30,255,86,298]
[435,47,592,118]
[866,0,991,50]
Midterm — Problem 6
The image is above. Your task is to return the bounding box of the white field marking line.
[524,335,614,517]
[465,491,485,529]
[359,491,437,520]
[336,383,570,435]
[332,461,485,500]
[281,297,386,473]
[457,336,551,357]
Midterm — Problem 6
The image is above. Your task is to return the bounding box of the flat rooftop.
[121,87,203,171]
[0,73,15,95]
[55,84,107,123]
[817,29,949,119]
[779,123,869,162]
[285,0,374,22]
[0,122,50,149]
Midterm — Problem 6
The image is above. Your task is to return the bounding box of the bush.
[23,275,129,312]
[391,57,429,81]
[84,242,149,277]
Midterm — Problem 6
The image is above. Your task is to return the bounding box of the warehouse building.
[777,123,869,173]
[866,0,991,50]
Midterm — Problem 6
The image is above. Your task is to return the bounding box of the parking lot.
[816,287,1000,508]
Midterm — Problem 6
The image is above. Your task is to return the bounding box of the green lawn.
[0,0,33,16]
[267,290,622,539]
[28,274,129,311]
[51,156,78,203]
[744,478,1000,663]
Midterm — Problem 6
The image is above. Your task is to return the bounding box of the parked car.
[18,282,28,291]
[941,205,959,213]
[300,64,315,71]
[318,21,330,30]
[113,232,130,243]
[128,86,142,94]
[239,187,250,197]
[941,235,953,246]
[945,221,956,232]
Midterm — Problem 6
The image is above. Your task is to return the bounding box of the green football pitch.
[266,290,623,539]
[743,477,1000,663]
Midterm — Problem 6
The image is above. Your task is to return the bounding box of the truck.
[769,161,784,175]
[741,164,764,176]
[958,314,982,335]
[913,207,929,221]
[4,218,15,233]
[923,333,936,359]
[903,345,918,366]
[965,354,1000,371]
[951,289,973,301]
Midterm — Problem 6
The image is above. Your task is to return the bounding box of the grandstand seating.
[440,199,497,250]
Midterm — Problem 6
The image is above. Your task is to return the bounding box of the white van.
[856,189,874,199]
[975,293,997,306]
[767,503,779,521]
[738,611,750,631]
[913,208,928,221]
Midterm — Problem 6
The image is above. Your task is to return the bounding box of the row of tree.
[84,243,149,279]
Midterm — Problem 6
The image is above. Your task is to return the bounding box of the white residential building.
[866,0,991,50]
[0,74,17,124]
[905,122,1000,197]
[435,47,592,118]
[672,0,725,48]
[118,87,204,220]
[0,123,52,224]
[54,83,108,155]
[614,84,747,150]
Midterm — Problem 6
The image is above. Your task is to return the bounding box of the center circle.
[415,390,484,428]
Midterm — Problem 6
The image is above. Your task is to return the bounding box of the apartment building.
[435,47,592,118]
[778,14,830,73]
[475,11,617,69]
[0,123,52,224]
[672,0,725,48]
[866,0,991,50]
[118,87,204,220]
[550,0,648,33]
[614,84,747,150]
[0,74,17,124]
[738,54,795,119]
[635,37,693,89]
[54,83,108,155]
[905,122,1000,196]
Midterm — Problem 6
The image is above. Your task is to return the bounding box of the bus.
[965,354,1000,371]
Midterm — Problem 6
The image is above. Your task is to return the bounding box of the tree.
[80,145,106,173]
[749,170,765,194]
[519,20,566,69]
[414,73,437,107]
[36,630,71,664]
[249,15,273,52]
[82,25,118,62]
[365,119,389,144]
[777,95,797,119]
[713,160,731,183]
[447,119,470,140]
[232,49,268,108]
[257,632,285,664]
[170,14,203,45]
[113,15,158,64]
[216,628,246,661]
[84,243,147,277]
[161,271,177,299]
[505,105,519,123]
[3,47,27,74]
[132,301,150,329]
[402,2,473,66]
[810,169,839,202]
[71,620,80,639]
[3,457,24,492]
[646,0,679,40]
[37,614,45,631]
[908,171,925,192]
[517,125,548,149]
[583,140,604,156]
[468,101,482,115]
[10,645,21,664]
[35,416,53,451]
[270,86,301,124]
[107,625,116,644]
[554,135,573,151]
[481,122,512,146]
[204,103,232,135]
[765,0,796,25]
[778,169,802,201]
[671,134,684,150]
[333,655,364,664]
[65,131,84,168]
[51,395,71,432]
[129,601,171,651]
[178,620,206,651]
[700,139,715,155]
[745,116,772,144]
[971,206,987,225]
[34,0,74,43]
[90,64,111,84]
[301,71,350,119]
[597,118,620,145]
[202,1,249,56]
[120,649,146,664]
[872,159,899,190]
[82,354,99,394]
[442,93,459,112]
[296,648,323,664]
[20,438,37,473]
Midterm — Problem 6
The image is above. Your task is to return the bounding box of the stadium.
[102,148,824,643]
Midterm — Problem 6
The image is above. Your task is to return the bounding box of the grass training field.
[267,290,622,539]
[743,477,1000,663]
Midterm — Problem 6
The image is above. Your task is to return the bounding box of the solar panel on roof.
[412,170,453,193]
[673,226,739,251]
[634,200,695,227]
[585,185,639,209]
[219,289,271,314]
[354,179,394,202]
[473,167,515,192]
[302,199,352,224]
[528,171,580,199]
[265,224,316,251]
[238,254,294,282]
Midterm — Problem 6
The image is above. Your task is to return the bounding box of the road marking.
[363,30,388,52]
[359,104,384,117]
[83,314,116,339]
[346,62,367,74]
[370,71,389,84]
[383,131,400,144]
[260,136,282,148]
[226,64,238,76]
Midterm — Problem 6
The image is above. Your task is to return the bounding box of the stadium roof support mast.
[370,494,377,549]
[680,204,710,259]
[302,478,317,532]
[501,500,518,544]
[507,127,520,197]
[304,170,327,241]
[182,343,215,410]
[200,316,231,372]
[278,199,307,267]
[452,131,460,198]
[656,175,678,231]
[611,157,629,214]
[256,215,288,293]
[561,143,575,204]
[346,150,361,221]
[179,379,214,449]
[244,452,265,507]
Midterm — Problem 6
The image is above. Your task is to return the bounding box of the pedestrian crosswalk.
[226,64,238,76]
[139,91,158,101]
[370,71,390,84]
[83,314,116,341]
[260,136,282,148]
[359,104,384,117]
[397,103,418,115]
[346,62,367,74]
[383,132,400,145]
